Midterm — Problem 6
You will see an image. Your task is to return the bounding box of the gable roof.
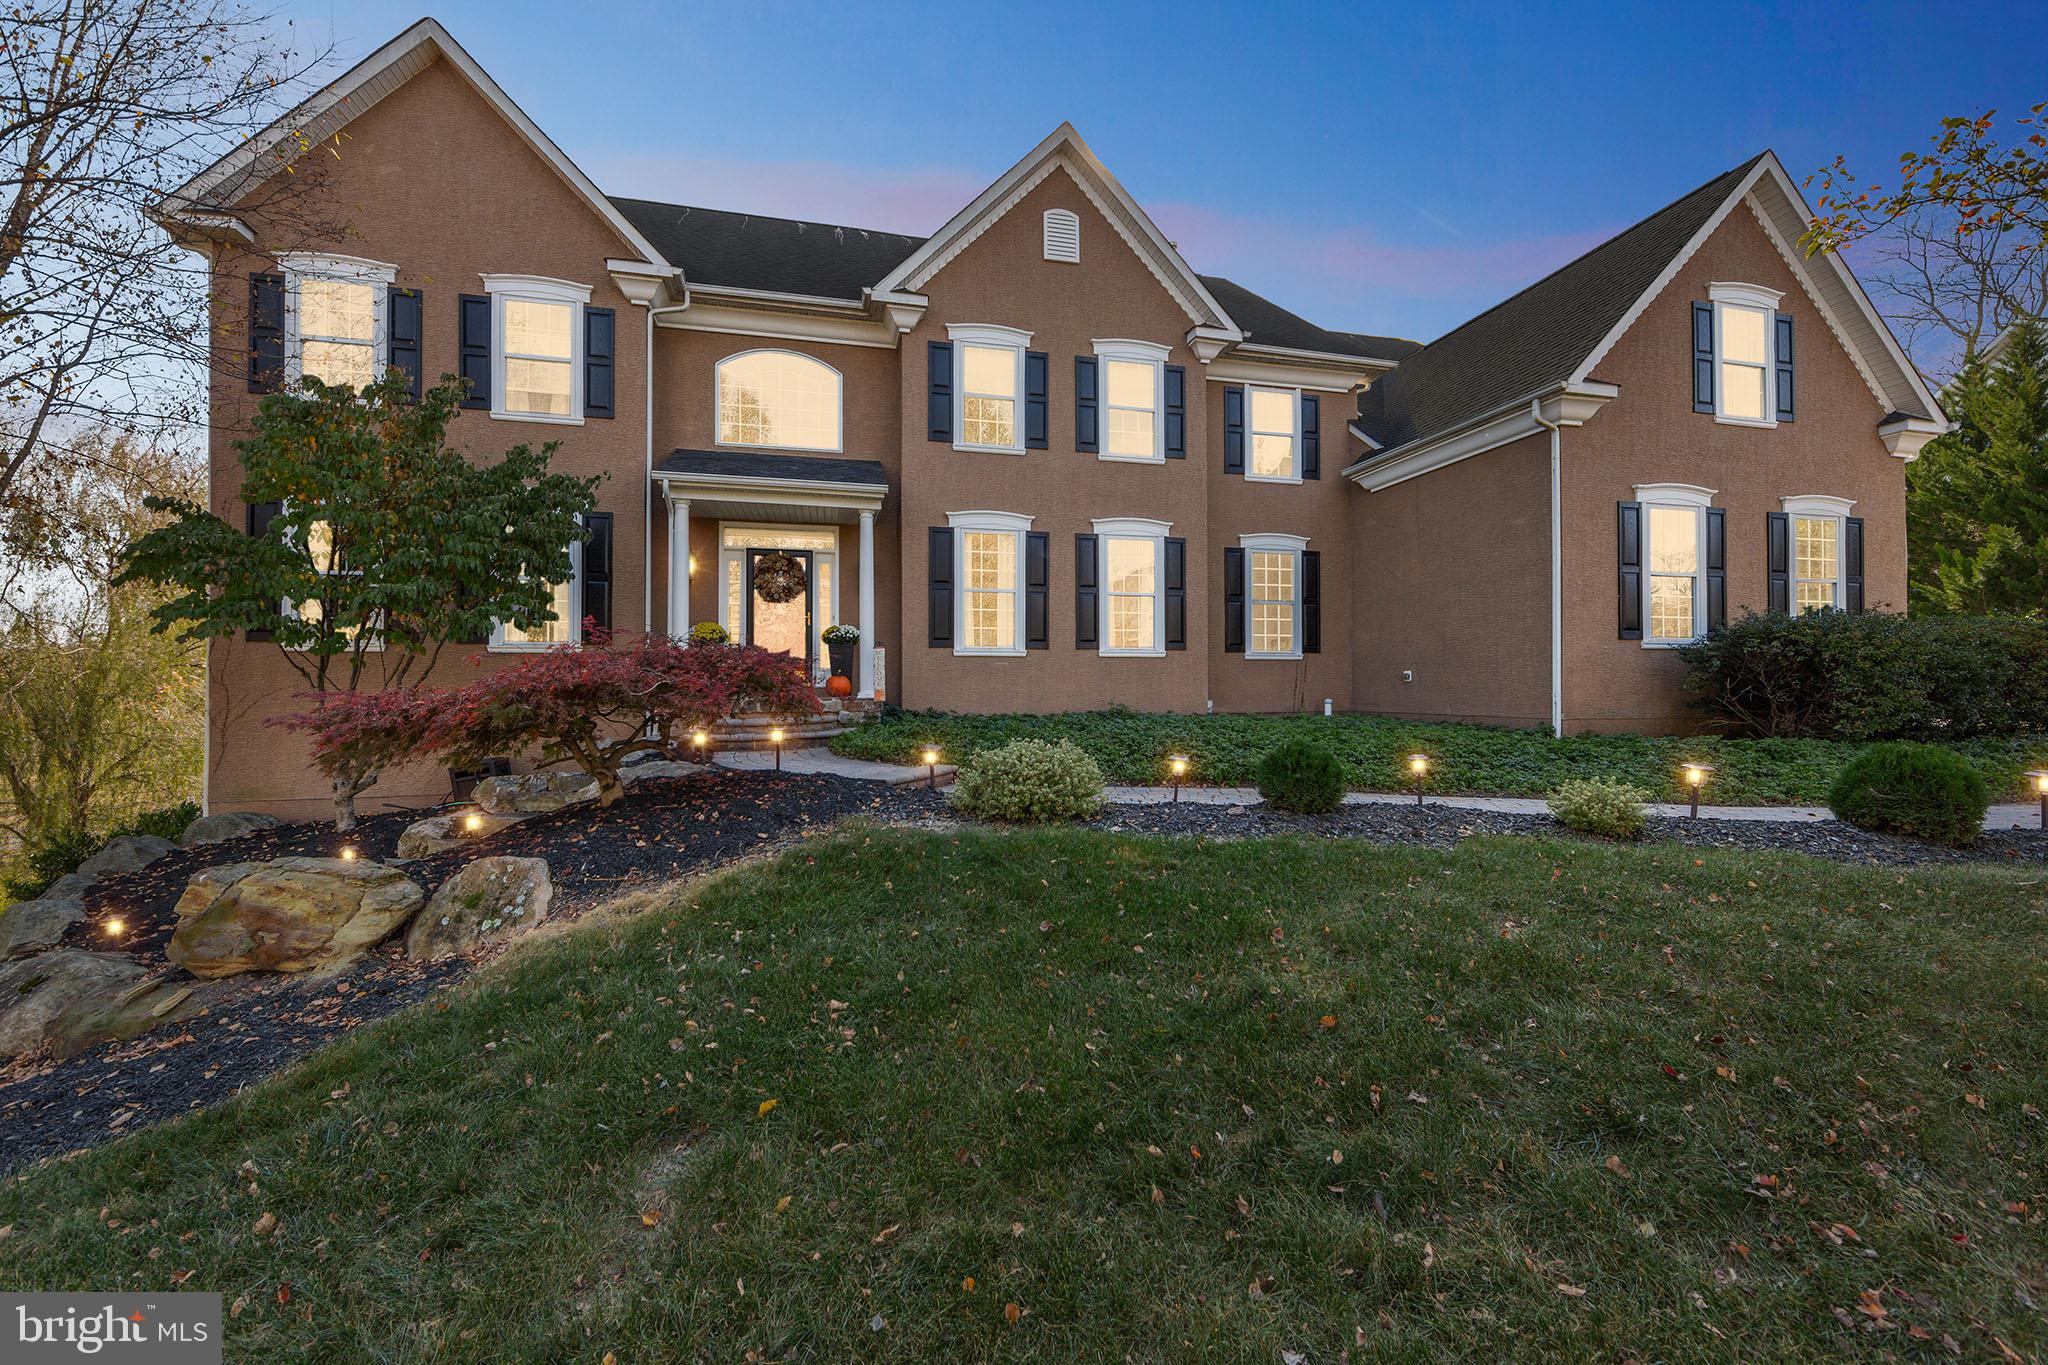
[611,199,922,303]
[1354,151,1943,457]
[157,18,672,270]
[1198,276,1420,365]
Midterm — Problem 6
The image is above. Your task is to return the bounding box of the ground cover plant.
[3,827,2042,1360]
[947,738,1102,822]
[1545,777,1649,838]
[835,708,2045,804]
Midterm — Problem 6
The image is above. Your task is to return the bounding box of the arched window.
[715,350,842,452]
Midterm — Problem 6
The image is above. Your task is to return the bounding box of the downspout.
[1531,399,1563,739]
[643,278,691,633]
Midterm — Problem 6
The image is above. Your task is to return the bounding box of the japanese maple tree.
[272,688,438,832]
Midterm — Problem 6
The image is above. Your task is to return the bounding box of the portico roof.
[654,449,887,524]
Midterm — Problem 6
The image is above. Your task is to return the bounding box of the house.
[159,19,1945,820]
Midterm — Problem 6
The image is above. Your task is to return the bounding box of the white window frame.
[949,323,1031,455]
[1092,517,1170,658]
[490,534,583,652]
[1043,208,1080,263]
[483,273,589,426]
[1709,281,1783,429]
[713,349,844,453]
[1092,339,1169,464]
[948,509,1031,657]
[1782,494,1854,614]
[1635,483,1716,648]
[1240,532,1309,661]
[277,512,385,651]
[279,252,395,388]
[1245,384,1302,484]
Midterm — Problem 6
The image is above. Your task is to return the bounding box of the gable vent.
[1043,208,1080,263]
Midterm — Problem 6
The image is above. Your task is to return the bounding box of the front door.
[743,547,814,674]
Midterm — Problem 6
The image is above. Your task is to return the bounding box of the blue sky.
[277,1,2044,347]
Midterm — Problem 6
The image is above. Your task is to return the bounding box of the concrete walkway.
[708,746,2042,832]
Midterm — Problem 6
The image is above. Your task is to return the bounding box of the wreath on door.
[752,551,808,604]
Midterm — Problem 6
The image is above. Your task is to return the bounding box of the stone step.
[713,726,845,751]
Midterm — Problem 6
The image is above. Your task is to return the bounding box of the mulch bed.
[4,770,945,1173]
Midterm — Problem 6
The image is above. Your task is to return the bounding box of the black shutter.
[249,273,284,393]
[1025,531,1049,649]
[1302,550,1322,653]
[1692,302,1715,413]
[1767,512,1790,613]
[580,513,613,634]
[1705,507,1727,631]
[927,341,953,442]
[1074,534,1099,649]
[1301,394,1321,480]
[1617,501,1643,640]
[459,294,492,409]
[1163,364,1186,459]
[387,287,423,401]
[1844,517,1864,613]
[585,307,615,419]
[1074,356,1099,453]
[245,500,283,640]
[1223,547,1245,653]
[1024,351,1048,450]
[927,528,954,647]
[1774,311,1795,422]
[1223,385,1245,473]
[1164,537,1187,649]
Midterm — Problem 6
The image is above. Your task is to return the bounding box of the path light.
[104,915,125,939]
[1168,753,1189,804]
[1407,753,1431,807]
[339,845,358,862]
[463,812,484,835]
[691,729,708,761]
[923,745,941,790]
[2028,770,2048,830]
[1682,762,1716,820]
[769,726,785,771]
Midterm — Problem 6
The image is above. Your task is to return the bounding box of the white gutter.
[643,281,692,632]
[1530,398,1563,739]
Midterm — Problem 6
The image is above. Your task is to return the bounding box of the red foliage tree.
[273,688,439,831]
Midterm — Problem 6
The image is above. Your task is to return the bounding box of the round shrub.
[948,739,1103,823]
[1547,777,1649,839]
[1827,742,1988,846]
[1255,739,1346,814]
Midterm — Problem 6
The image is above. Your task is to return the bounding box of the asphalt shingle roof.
[657,450,889,487]
[1197,276,1421,363]
[611,198,925,302]
[1354,154,1769,453]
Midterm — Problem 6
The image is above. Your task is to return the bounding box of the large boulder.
[405,856,554,960]
[75,834,177,879]
[0,898,85,960]
[167,857,425,979]
[474,771,598,815]
[40,872,98,902]
[179,810,283,848]
[0,951,145,1059]
[394,810,527,860]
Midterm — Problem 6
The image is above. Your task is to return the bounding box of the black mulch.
[1090,797,2048,868]
[4,771,946,1173]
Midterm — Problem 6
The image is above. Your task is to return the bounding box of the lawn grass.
[833,708,2048,804]
[4,826,2045,1360]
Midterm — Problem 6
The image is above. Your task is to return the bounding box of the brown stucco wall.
[1346,432,1553,727]
[1560,203,1905,731]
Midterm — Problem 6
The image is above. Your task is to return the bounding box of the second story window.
[281,253,394,389]
[484,275,589,424]
[716,350,843,451]
[1701,282,1787,427]
[949,324,1031,454]
[1095,340,1168,462]
[1248,386,1299,481]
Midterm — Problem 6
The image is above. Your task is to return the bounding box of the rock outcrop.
[393,810,527,860]
[474,771,598,815]
[167,857,425,978]
[0,898,85,960]
[405,856,553,959]
[179,810,283,848]
[75,834,177,879]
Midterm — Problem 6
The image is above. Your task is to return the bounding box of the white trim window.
[281,252,394,389]
[950,323,1031,453]
[1636,483,1715,646]
[484,274,589,424]
[1784,494,1854,613]
[491,537,582,651]
[1093,517,1169,656]
[282,517,381,649]
[715,349,843,452]
[1094,339,1168,462]
[1247,385,1300,482]
[948,510,1030,655]
[1710,281,1783,427]
[1241,532,1308,659]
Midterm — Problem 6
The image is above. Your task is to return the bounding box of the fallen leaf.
[1004,1302,1021,1325]
[961,1276,975,1293]
[251,1212,277,1238]
[1557,1282,1587,1298]
[757,1098,779,1117]
[1605,1154,1629,1179]
[1319,1015,1337,1030]
[872,1223,900,1244]
[640,1210,661,1228]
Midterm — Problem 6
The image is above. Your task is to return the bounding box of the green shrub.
[948,739,1103,823]
[1827,742,1989,846]
[3,829,102,901]
[113,801,202,843]
[1682,611,2048,740]
[1547,777,1650,839]
[1256,739,1346,813]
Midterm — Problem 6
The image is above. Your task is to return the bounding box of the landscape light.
[339,846,358,862]
[1682,762,1716,820]
[923,745,941,789]
[1407,753,1430,807]
[770,726,785,771]
[2028,770,2048,830]
[691,729,708,757]
[1168,754,1189,804]
[104,916,126,938]
[463,812,484,834]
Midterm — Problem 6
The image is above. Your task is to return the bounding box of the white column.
[666,495,690,638]
[857,508,877,698]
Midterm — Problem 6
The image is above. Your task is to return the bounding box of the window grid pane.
[1101,537,1158,652]
[505,358,572,416]
[717,353,842,450]
[504,299,572,360]
[1720,362,1767,420]
[960,531,1017,649]
[1720,304,1767,364]
[502,577,574,646]
[299,279,375,343]
[1795,516,1838,582]
[302,339,378,388]
[1649,576,1695,641]
[961,396,1016,447]
[1645,505,1701,642]
[1249,550,1297,655]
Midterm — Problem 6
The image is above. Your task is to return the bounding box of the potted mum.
[822,623,860,693]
